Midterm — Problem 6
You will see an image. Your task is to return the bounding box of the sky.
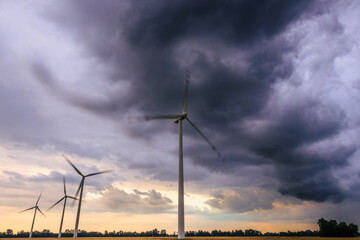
[1,0,360,234]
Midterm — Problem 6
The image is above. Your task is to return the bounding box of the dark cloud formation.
[28,0,359,207]
[205,188,277,213]
[118,0,311,122]
[125,0,312,47]
[102,187,173,213]
[241,100,355,202]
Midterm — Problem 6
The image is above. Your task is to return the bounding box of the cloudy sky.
[1,0,360,234]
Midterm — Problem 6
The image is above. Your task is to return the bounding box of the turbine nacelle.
[174,113,187,123]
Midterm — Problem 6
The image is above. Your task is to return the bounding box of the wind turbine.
[130,70,224,239]
[47,176,77,238]
[19,192,46,238]
[64,155,111,238]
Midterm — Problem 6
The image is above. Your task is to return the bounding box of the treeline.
[186,229,262,236]
[2,218,359,238]
[0,229,167,238]
[0,228,320,237]
[263,230,319,236]
[318,218,358,237]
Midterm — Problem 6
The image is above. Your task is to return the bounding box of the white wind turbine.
[130,70,224,239]
[19,192,46,238]
[47,176,77,238]
[64,155,111,238]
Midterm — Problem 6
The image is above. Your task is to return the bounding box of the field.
[1,237,360,240]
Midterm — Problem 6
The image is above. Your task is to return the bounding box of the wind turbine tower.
[19,192,46,238]
[47,176,77,238]
[64,155,111,238]
[131,70,224,239]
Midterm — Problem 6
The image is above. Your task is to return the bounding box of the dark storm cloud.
[125,0,312,47]
[241,99,356,202]
[275,146,355,202]
[205,188,277,213]
[42,0,311,116]
[117,0,309,121]
[38,0,359,204]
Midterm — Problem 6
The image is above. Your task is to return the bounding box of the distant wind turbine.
[47,176,77,238]
[64,155,112,238]
[129,70,224,239]
[19,192,45,238]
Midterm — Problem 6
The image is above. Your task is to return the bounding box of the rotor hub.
[174,113,187,123]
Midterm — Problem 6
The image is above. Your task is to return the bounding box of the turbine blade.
[36,192,42,206]
[86,170,112,177]
[72,179,83,207]
[37,207,46,217]
[63,176,67,195]
[63,155,83,176]
[186,117,225,162]
[74,179,83,199]
[19,206,35,213]
[128,115,181,123]
[47,197,65,211]
[68,196,78,200]
[182,70,191,113]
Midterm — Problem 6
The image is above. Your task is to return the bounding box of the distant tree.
[318,218,358,237]
[64,229,74,234]
[152,228,159,236]
[6,229,13,236]
[160,229,167,236]
[211,229,219,236]
[245,229,262,236]
[233,229,245,236]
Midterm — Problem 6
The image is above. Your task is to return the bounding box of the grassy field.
[2,237,360,240]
